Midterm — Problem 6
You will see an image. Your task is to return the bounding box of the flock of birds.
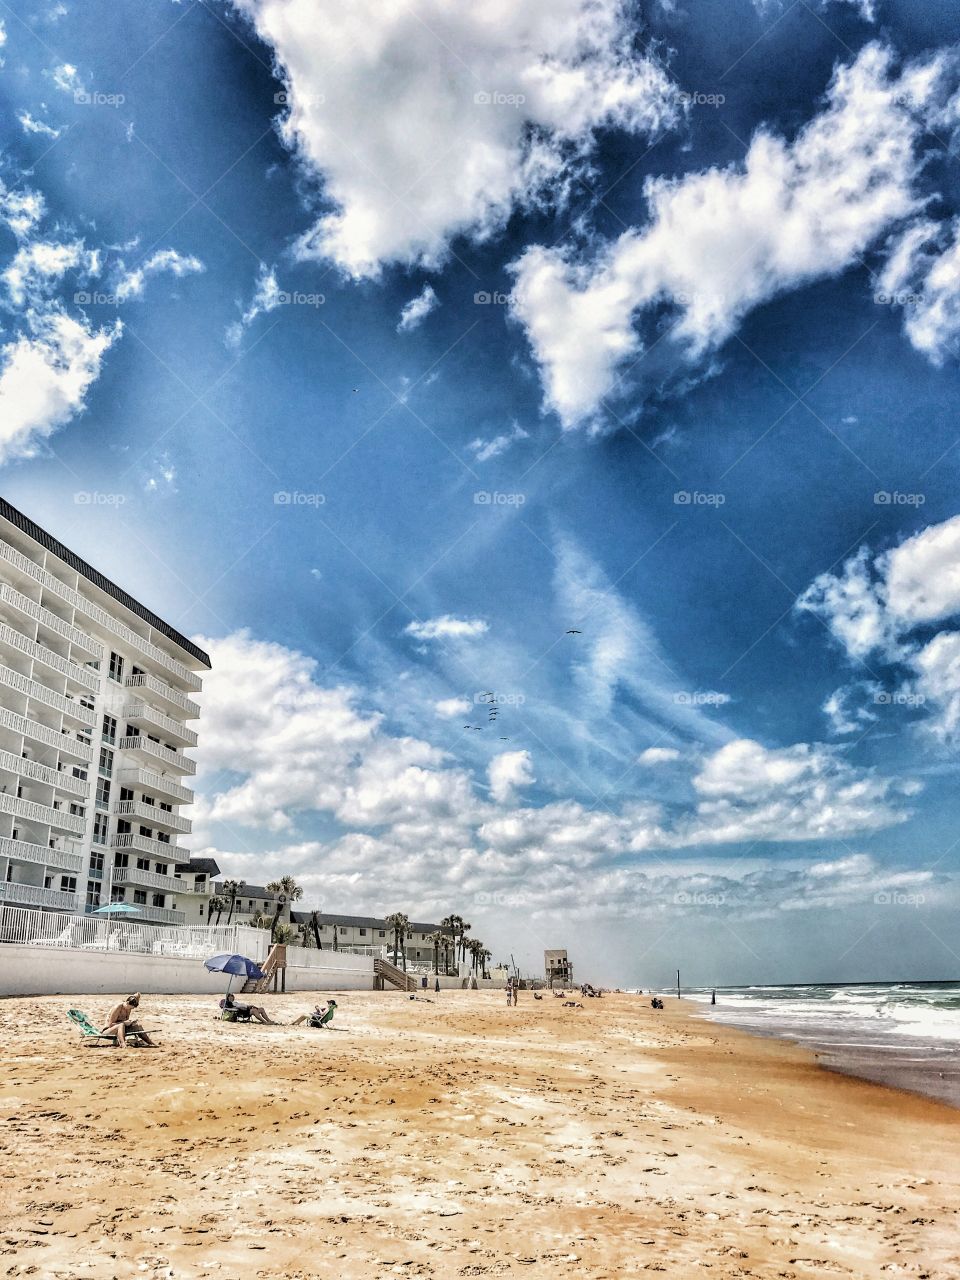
[462,630,581,740]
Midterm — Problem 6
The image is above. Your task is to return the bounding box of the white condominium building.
[0,498,209,924]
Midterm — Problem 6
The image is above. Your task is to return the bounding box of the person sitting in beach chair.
[220,992,275,1024]
[101,994,159,1047]
[292,999,337,1028]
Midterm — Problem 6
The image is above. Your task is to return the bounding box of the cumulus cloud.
[509,43,949,427]
[3,239,98,307]
[434,696,472,718]
[405,615,489,641]
[799,515,960,741]
[879,218,960,364]
[638,746,682,765]
[113,248,204,301]
[397,284,439,333]
[226,262,284,347]
[230,0,679,277]
[488,750,534,804]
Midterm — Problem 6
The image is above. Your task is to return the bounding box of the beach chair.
[67,1009,156,1047]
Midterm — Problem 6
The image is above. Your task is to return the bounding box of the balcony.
[0,664,95,727]
[0,620,99,692]
[0,790,85,835]
[0,835,83,873]
[117,735,196,776]
[0,706,94,762]
[127,903,184,925]
[122,703,198,748]
[115,799,191,835]
[0,538,202,691]
[125,673,200,719]
[112,831,188,861]
[117,768,193,805]
[0,747,89,797]
[0,581,102,658]
[112,865,189,894]
[0,880,77,910]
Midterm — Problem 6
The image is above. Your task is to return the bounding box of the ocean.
[681,981,960,1109]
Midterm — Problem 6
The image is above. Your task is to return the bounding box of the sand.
[1,990,958,1279]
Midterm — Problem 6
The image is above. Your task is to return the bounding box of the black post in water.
[677,969,680,1000]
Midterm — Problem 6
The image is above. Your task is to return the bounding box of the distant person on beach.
[222,992,275,1024]
[435,977,440,994]
[102,993,158,1047]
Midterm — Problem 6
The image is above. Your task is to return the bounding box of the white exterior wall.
[0,513,206,925]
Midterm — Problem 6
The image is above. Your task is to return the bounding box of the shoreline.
[2,989,958,1278]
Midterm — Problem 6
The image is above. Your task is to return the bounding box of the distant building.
[0,498,208,924]
[211,880,293,927]
[544,948,573,987]
[173,856,220,924]
[291,911,447,963]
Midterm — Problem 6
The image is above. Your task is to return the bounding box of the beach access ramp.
[374,957,418,991]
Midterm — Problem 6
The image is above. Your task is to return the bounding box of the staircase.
[241,944,285,994]
[374,956,417,992]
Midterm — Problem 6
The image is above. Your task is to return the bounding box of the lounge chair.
[67,1008,158,1047]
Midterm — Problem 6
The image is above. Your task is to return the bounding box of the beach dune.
[0,991,957,1278]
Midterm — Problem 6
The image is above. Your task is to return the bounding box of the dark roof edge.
[0,497,211,668]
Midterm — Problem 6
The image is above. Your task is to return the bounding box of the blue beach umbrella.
[93,900,141,946]
[204,953,264,995]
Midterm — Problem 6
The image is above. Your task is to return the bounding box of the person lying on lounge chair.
[102,993,158,1047]
[291,999,337,1028]
[221,992,275,1024]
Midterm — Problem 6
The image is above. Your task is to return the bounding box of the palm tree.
[469,938,485,973]
[441,914,460,974]
[427,930,447,974]
[266,875,304,942]
[479,947,492,980]
[458,919,472,965]
[207,894,225,925]
[385,912,410,971]
[222,880,244,926]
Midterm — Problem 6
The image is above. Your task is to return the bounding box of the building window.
[89,851,104,879]
[144,795,157,807]
[85,881,100,910]
[137,857,150,871]
[71,766,87,782]
[359,928,367,936]
[116,819,131,835]
[108,651,124,683]
[155,864,167,877]
[139,826,153,839]
[152,894,165,908]
[114,853,129,869]
[133,890,147,905]
[119,787,134,802]
[59,875,77,893]
[98,747,113,777]
[340,926,347,934]
[95,778,111,809]
[92,814,109,845]
[378,930,385,938]
[69,803,85,818]
[102,714,117,745]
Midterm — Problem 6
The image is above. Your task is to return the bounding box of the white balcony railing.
[112,831,188,861]
[0,539,202,691]
[112,865,189,894]
[122,703,198,748]
[0,664,95,726]
[0,880,77,910]
[0,790,85,835]
[117,768,193,805]
[124,673,200,719]
[0,620,99,691]
[117,735,196,776]
[0,582,102,657]
[0,747,89,797]
[115,799,191,835]
[0,835,83,873]
[0,705,94,762]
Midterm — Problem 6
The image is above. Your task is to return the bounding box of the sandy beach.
[1,990,958,1279]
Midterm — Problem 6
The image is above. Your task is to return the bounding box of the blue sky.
[3,0,960,986]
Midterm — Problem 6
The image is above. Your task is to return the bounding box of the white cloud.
[51,63,83,96]
[434,696,471,718]
[488,750,534,804]
[879,218,960,365]
[509,43,947,427]
[468,420,529,462]
[405,615,489,641]
[4,239,97,307]
[230,0,679,278]
[114,248,204,301]
[638,746,681,765]
[17,112,61,139]
[822,682,879,736]
[0,181,45,239]
[397,284,439,333]
[910,631,960,742]
[226,262,283,347]
[0,309,120,464]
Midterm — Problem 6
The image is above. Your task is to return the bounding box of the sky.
[2,0,960,988]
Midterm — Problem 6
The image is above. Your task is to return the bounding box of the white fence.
[0,905,268,961]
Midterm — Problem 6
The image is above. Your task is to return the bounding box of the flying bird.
[566,629,582,635]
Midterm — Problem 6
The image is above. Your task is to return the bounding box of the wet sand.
[1,990,958,1279]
